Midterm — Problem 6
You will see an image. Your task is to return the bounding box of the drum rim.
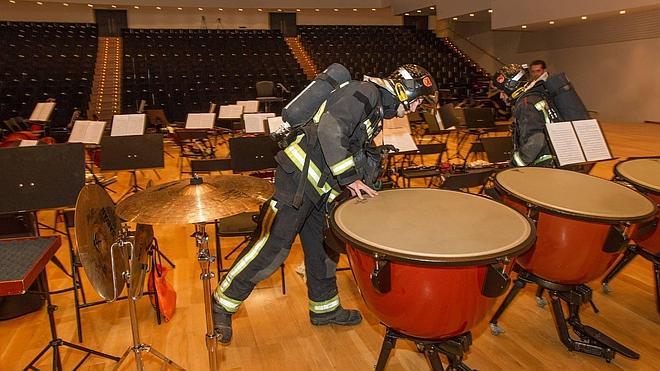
[495,168,657,223]
[614,157,660,197]
[330,189,536,266]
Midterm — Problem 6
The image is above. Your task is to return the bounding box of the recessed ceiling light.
[238,8,244,12]
[549,20,555,24]
[111,4,116,8]
[87,3,93,7]
[452,17,458,20]
[581,16,587,20]
[296,9,301,12]
[469,13,475,17]
[371,8,376,11]
[416,10,422,13]
[156,6,161,10]
[521,25,527,29]
[404,13,410,16]
[198,7,203,11]
[333,8,339,12]
[619,10,626,15]
[277,9,282,12]
[430,7,434,10]
[315,8,320,12]
[353,8,357,12]
[218,8,223,11]
[9,0,16,3]
[488,9,493,13]
[36,1,43,5]
[177,7,182,11]
[257,8,262,12]
[63,2,69,6]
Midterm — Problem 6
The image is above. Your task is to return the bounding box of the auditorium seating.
[298,26,491,100]
[121,29,307,121]
[0,22,97,126]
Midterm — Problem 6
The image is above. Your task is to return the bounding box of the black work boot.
[310,306,363,326]
[212,298,233,344]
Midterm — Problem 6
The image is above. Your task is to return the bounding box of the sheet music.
[111,114,146,136]
[383,116,411,134]
[244,113,275,133]
[434,110,446,130]
[19,140,38,147]
[236,100,260,113]
[267,116,285,133]
[68,121,106,144]
[29,102,56,121]
[572,119,612,162]
[546,121,585,166]
[384,131,418,153]
[185,113,216,129]
[219,105,244,119]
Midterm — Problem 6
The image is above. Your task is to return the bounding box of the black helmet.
[387,64,438,109]
[492,64,529,100]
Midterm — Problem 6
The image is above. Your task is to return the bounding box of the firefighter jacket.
[511,82,553,167]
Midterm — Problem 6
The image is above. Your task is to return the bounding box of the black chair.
[440,168,495,193]
[399,143,447,187]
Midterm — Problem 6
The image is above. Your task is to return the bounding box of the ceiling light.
[111,4,116,8]
[87,3,93,7]
[238,8,243,12]
[452,17,458,20]
[257,8,262,12]
[36,1,43,5]
[315,8,320,12]
[9,0,16,3]
[549,20,555,24]
[371,8,376,11]
[521,25,527,29]
[177,7,182,11]
[218,8,223,11]
[430,7,434,10]
[333,8,339,12]
[63,2,69,6]
[581,16,587,20]
[156,6,161,10]
[198,7,203,11]
[469,13,475,17]
[353,9,357,12]
[277,9,282,12]
[296,9,301,12]
[488,9,493,13]
[404,13,410,16]
[619,10,626,15]
[417,10,422,13]
[134,6,139,9]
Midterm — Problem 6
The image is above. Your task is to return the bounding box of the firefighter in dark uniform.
[492,63,553,167]
[212,64,438,343]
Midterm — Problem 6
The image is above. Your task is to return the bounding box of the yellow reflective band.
[339,81,350,88]
[534,100,551,124]
[312,100,327,124]
[512,152,526,166]
[330,156,355,176]
[219,200,278,293]
[533,154,553,165]
[309,295,340,313]
[213,291,242,313]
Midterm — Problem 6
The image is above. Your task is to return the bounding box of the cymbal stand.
[113,232,185,371]
[193,223,219,371]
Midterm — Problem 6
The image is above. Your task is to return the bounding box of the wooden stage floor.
[0,121,658,370]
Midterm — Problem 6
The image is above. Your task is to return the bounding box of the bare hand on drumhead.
[347,180,378,200]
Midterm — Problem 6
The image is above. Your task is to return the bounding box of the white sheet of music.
[29,102,56,121]
[19,140,38,147]
[383,116,411,134]
[219,105,244,119]
[384,131,418,153]
[267,116,285,133]
[546,121,586,166]
[185,113,216,129]
[572,119,612,162]
[111,114,146,136]
[68,121,106,144]
[244,113,275,133]
[236,100,260,113]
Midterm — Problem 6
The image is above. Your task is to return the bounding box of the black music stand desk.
[0,236,118,369]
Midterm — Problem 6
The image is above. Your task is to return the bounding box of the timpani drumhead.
[496,167,656,222]
[331,188,534,264]
[615,158,660,195]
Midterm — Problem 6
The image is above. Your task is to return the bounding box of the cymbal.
[116,175,274,225]
[130,224,153,298]
[75,184,125,301]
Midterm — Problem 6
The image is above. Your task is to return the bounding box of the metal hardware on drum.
[375,328,473,371]
[489,268,640,362]
[112,229,185,371]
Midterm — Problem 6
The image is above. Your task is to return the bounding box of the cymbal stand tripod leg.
[113,238,185,371]
[195,223,219,371]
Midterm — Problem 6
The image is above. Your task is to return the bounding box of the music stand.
[100,134,165,200]
[229,135,279,172]
[481,137,513,164]
[464,108,496,129]
[0,237,119,369]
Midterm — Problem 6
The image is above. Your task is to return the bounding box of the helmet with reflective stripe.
[492,63,529,100]
[382,64,438,110]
